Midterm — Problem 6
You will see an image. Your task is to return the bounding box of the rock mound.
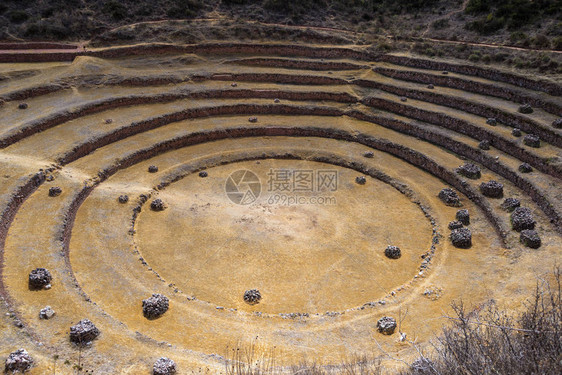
[479,180,504,198]
[377,316,397,335]
[438,188,462,207]
[510,207,536,231]
[29,268,52,289]
[143,294,170,319]
[70,319,100,345]
[450,228,472,248]
[520,229,541,249]
[384,245,401,259]
[456,163,481,179]
[153,357,177,375]
[243,289,262,305]
[456,209,470,225]
[5,349,33,373]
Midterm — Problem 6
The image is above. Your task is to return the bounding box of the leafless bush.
[225,341,277,375]
[400,266,562,375]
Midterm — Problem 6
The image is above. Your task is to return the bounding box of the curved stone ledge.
[0,42,78,50]
[3,72,559,153]
[230,58,369,71]
[349,109,562,233]
[209,72,348,85]
[32,94,553,235]
[3,101,559,239]
[130,148,440,314]
[373,67,562,117]
[380,54,562,96]
[0,172,46,301]
[3,84,559,222]
[65,126,508,245]
[4,94,556,234]
[87,43,379,61]
[56,103,344,165]
[0,52,78,63]
[355,79,562,149]
[0,90,355,148]
[0,42,380,64]
[362,97,562,179]
[1,84,69,102]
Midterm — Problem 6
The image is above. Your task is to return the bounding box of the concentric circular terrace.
[0,42,560,373]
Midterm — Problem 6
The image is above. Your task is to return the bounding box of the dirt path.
[420,36,562,54]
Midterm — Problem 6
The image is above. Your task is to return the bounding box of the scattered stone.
[518,104,533,114]
[248,117,258,123]
[18,103,28,110]
[456,209,470,225]
[198,171,208,178]
[355,176,366,185]
[39,306,55,320]
[384,245,401,259]
[422,286,443,301]
[118,195,129,204]
[148,165,159,173]
[500,198,520,212]
[520,230,541,249]
[150,199,166,211]
[69,319,100,345]
[523,134,540,148]
[518,163,533,173]
[29,268,52,289]
[400,97,407,102]
[512,128,522,137]
[450,228,472,248]
[448,221,463,230]
[363,151,374,158]
[486,118,497,126]
[104,118,113,124]
[153,357,177,375]
[456,163,481,179]
[273,98,280,103]
[231,82,237,87]
[510,207,536,231]
[5,349,33,373]
[427,84,434,89]
[478,140,490,150]
[142,294,169,319]
[553,118,562,129]
[479,180,504,198]
[48,186,62,197]
[243,289,261,305]
[438,188,462,207]
[376,316,397,335]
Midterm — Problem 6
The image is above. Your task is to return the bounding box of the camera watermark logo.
[226,168,337,206]
[225,169,261,205]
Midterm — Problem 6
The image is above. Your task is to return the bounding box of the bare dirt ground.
[0,32,560,374]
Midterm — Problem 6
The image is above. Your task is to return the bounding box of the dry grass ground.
[0,36,560,373]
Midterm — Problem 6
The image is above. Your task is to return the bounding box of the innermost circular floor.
[136,159,433,314]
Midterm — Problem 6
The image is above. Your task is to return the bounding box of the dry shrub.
[401,266,562,375]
